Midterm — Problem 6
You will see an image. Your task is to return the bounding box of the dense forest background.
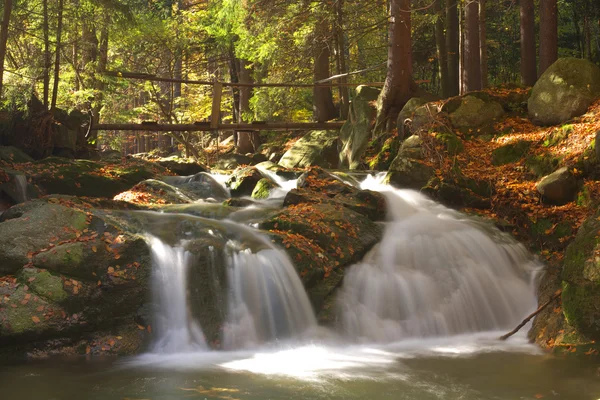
[0,0,598,155]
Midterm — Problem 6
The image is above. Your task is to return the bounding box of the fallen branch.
[499,289,562,341]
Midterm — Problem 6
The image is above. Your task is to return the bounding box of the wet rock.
[251,178,280,200]
[114,179,195,205]
[226,166,267,197]
[384,157,435,190]
[278,130,341,169]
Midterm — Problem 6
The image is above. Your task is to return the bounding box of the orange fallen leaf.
[31,316,40,323]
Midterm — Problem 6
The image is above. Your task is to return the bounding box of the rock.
[254,161,298,180]
[251,178,280,200]
[397,97,429,139]
[536,167,578,205]
[0,169,39,204]
[384,156,435,190]
[161,173,229,201]
[561,210,600,340]
[0,199,152,346]
[212,153,253,170]
[492,140,531,166]
[449,95,505,130]
[398,135,424,160]
[529,58,600,126]
[367,134,401,171]
[0,146,34,163]
[278,130,341,169]
[52,122,77,158]
[226,166,266,197]
[114,179,195,205]
[403,103,441,138]
[155,156,209,176]
[338,86,380,168]
[435,129,464,155]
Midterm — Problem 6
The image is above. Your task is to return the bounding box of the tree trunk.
[463,0,481,93]
[43,0,50,107]
[50,0,64,111]
[446,0,460,96]
[313,19,337,122]
[479,0,488,88]
[335,0,349,118]
[237,59,260,154]
[0,0,12,99]
[520,0,537,86]
[584,15,592,60]
[539,0,558,75]
[88,16,108,146]
[434,0,449,97]
[373,0,413,135]
[573,8,583,58]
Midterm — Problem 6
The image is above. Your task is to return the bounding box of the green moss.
[562,281,600,337]
[435,131,464,155]
[251,178,278,200]
[492,140,531,166]
[32,242,85,277]
[525,154,562,178]
[529,218,573,250]
[544,125,573,147]
[19,268,69,303]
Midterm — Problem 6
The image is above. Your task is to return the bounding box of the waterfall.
[149,236,207,353]
[14,175,29,203]
[338,183,540,342]
[222,242,317,349]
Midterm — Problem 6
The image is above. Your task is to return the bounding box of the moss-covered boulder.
[212,153,253,170]
[384,156,435,190]
[398,135,425,160]
[536,167,578,205]
[251,178,280,200]
[529,58,600,126]
[492,140,531,165]
[225,166,266,197]
[448,95,505,130]
[561,210,600,340]
[0,146,34,163]
[161,173,229,201]
[114,179,194,205]
[278,130,341,169]
[339,86,380,169]
[0,198,152,350]
[397,97,429,139]
[155,156,209,176]
[254,161,298,180]
[435,129,464,155]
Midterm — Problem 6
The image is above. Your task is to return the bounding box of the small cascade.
[14,175,29,203]
[149,236,207,352]
[254,166,298,199]
[338,180,540,342]
[222,240,317,349]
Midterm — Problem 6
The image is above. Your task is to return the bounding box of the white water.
[148,236,207,352]
[14,175,28,203]
[336,176,541,342]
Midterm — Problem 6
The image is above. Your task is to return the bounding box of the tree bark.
[446,0,460,96]
[50,0,64,111]
[463,0,481,93]
[335,0,349,119]
[313,19,337,122]
[236,59,260,154]
[43,0,50,107]
[434,0,449,97]
[0,0,13,99]
[520,0,537,86]
[479,0,488,88]
[539,0,558,75]
[373,0,413,135]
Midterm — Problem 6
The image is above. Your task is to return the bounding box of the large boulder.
[278,130,341,169]
[528,58,600,126]
[384,156,435,190]
[161,173,229,201]
[114,179,195,206]
[561,209,600,340]
[338,86,380,169]
[225,166,268,197]
[536,167,578,205]
[448,95,505,130]
[0,198,152,351]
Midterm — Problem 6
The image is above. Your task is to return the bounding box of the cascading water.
[337,177,541,342]
[149,236,207,352]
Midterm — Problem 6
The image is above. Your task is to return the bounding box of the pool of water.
[2,335,599,400]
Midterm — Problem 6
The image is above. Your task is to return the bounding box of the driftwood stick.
[499,289,562,341]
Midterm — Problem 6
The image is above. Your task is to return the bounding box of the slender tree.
[434,0,449,97]
[43,0,51,107]
[0,0,12,99]
[446,0,460,96]
[520,0,537,86]
[479,0,488,88]
[539,0,558,75]
[313,18,337,122]
[51,0,64,111]
[374,0,413,135]
[463,0,481,92]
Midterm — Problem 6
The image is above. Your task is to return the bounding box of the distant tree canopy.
[0,0,598,146]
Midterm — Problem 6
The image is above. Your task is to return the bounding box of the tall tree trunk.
[463,0,481,93]
[434,0,449,97]
[539,0,558,75]
[479,0,488,88]
[520,0,537,86]
[236,59,260,154]
[335,0,349,119]
[446,0,460,96]
[0,0,12,99]
[43,0,50,107]
[50,0,64,111]
[573,8,583,58]
[373,0,413,135]
[88,16,108,146]
[313,19,337,122]
[584,15,592,60]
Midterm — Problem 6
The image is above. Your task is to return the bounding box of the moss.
[492,140,531,166]
[368,135,400,170]
[251,178,278,200]
[18,268,69,303]
[544,124,573,147]
[32,242,85,277]
[529,218,573,251]
[562,281,600,338]
[525,154,562,178]
[435,131,464,155]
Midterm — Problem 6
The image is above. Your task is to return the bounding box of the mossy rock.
[279,130,341,169]
[115,179,195,205]
[529,58,600,126]
[368,134,401,170]
[251,178,279,200]
[435,130,464,155]
[491,140,531,166]
[0,146,34,163]
[212,153,253,170]
[226,166,265,197]
[529,218,573,251]
[396,135,424,160]
[448,95,505,130]
[155,156,209,176]
[525,154,562,178]
[544,125,574,147]
[384,157,435,190]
